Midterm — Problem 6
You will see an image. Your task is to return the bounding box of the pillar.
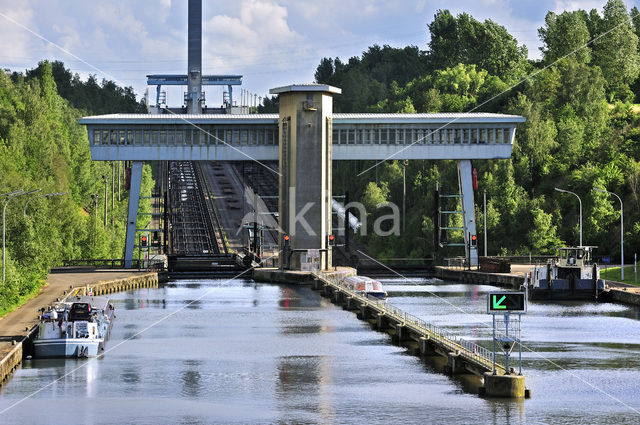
[483,372,526,398]
[446,352,466,374]
[457,160,478,267]
[124,161,143,268]
[270,84,341,270]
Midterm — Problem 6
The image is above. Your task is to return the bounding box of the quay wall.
[607,288,640,306]
[434,266,524,289]
[74,272,160,296]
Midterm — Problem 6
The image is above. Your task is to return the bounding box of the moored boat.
[343,275,388,299]
[527,246,605,301]
[34,296,115,358]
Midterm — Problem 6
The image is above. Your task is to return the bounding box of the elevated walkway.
[79,112,524,161]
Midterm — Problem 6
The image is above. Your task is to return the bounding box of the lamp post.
[102,174,109,227]
[555,187,582,247]
[3,189,40,283]
[593,187,624,281]
[402,160,408,233]
[23,192,68,217]
[91,194,99,249]
[483,189,487,257]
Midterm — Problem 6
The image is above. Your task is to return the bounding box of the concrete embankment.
[603,281,640,306]
[434,266,525,289]
[436,266,640,307]
[0,270,159,386]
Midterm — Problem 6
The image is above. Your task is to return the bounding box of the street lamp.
[23,192,68,216]
[102,174,109,227]
[402,160,408,233]
[555,187,582,247]
[593,187,624,280]
[3,189,40,283]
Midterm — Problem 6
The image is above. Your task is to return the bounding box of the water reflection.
[1,278,639,424]
[181,359,202,398]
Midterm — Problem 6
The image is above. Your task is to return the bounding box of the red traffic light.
[471,234,477,246]
[141,236,148,246]
[328,234,335,241]
[284,235,290,242]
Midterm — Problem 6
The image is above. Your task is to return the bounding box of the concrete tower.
[270,84,341,270]
[187,0,202,114]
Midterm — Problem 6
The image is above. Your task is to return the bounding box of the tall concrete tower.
[270,84,341,271]
[187,0,202,114]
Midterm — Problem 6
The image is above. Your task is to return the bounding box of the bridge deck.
[313,271,506,376]
[80,113,524,161]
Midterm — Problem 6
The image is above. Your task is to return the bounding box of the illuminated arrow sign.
[487,292,526,314]
[493,295,506,309]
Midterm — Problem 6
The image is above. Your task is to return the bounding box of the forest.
[2,0,640,312]
[0,61,152,314]
[309,0,640,262]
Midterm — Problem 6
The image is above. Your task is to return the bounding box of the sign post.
[487,292,526,375]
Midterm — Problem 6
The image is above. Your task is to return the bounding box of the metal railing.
[60,259,166,270]
[314,271,502,372]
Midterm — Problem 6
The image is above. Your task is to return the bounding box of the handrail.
[60,259,166,270]
[313,271,504,373]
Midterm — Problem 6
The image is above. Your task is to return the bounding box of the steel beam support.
[457,160,478,267]
[124,161,143,268]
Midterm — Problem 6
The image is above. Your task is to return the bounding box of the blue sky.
[0,0,636,107]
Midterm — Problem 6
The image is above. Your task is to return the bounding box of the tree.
[591,0,640,100]
[426,10,529,83]
[539,11,592,64]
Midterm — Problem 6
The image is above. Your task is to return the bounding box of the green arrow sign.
[492,295,507,309]
[487,292,526,314]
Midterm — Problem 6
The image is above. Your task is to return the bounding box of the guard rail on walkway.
[60,259,165,270]
[313,270,505,375]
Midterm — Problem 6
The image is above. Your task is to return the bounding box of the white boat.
[343,275,388,299]
[33,296,115,358]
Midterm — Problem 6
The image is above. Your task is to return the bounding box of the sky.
[0,0,637,108]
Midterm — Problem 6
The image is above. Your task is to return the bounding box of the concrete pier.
[482,372,526,398]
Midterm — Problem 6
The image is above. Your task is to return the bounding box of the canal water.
[1,277,639,424]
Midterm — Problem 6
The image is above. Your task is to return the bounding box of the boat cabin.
[555,246,595,268]
[69,302,92,321]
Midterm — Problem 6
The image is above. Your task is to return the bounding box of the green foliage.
[19,61,146,115]
[327,5,640,263]
[314,45,428,112]
[0,61,152,315]
[539,11,592,64]
[426,10,529,83]
[591,0,640,101]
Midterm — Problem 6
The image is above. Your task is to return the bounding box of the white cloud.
[553,1,605,13]
[0,1,40,64]
[0,0,587,99]
[202,0,304,75]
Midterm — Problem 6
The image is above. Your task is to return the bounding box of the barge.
[527,246,605,301]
